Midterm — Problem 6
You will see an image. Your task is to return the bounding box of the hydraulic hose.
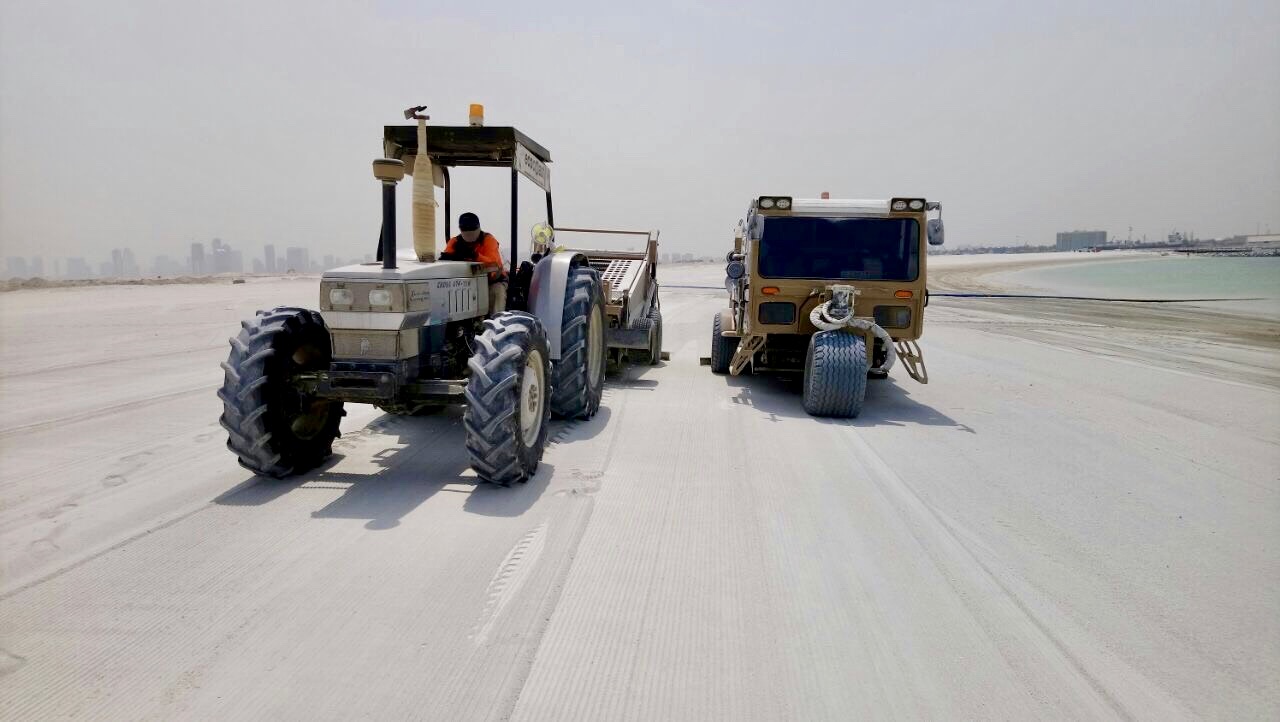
[809,298,896,374]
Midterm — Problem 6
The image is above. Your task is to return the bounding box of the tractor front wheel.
[464,312,553,486]
[219,307,343,477]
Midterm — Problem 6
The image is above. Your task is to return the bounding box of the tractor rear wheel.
[464,312,553,486]
[550,266,606,419]
[219,307,343,478]
[802,330,868,418]
[710,311,739,374]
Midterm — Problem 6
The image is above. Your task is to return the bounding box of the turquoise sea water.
[996,255,1280,316]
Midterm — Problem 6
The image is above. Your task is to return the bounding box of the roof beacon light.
[469,103,485,127]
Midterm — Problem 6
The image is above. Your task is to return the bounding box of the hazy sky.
[2,0,1277,264]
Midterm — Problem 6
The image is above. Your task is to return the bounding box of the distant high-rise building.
[5,257,29,278]
[66,257,93,279]
[189,244,204,275]
[1056,230,1106,251]
[322,254,336,270]
[98,261,114,278]
[210,240,243,274]
[191,242,206,273]
[264,244,276,273]
[110,249,124,277]
[285,247,309,273]
[152,255,184,275]
[252,258,265,273]
[30,256,45,277]
[121,248,139,277]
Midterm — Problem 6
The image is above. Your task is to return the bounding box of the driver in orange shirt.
[441,212,508,314]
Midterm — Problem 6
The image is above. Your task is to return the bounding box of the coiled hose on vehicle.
[808,288,897,374]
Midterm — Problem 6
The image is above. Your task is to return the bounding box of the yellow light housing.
[895,290,913,299]
[469,103,485,127]
[761,286,780,295]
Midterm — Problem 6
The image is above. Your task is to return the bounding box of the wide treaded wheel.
[464,312,553,486]
[219,307,343,477]
[802,330,868,418]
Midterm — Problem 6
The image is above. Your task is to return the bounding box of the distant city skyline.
[2,2,1277,265]
[1,237,375,280]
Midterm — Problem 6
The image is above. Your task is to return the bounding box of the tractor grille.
[331,330,400,360]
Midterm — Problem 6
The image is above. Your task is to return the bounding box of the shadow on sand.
[723,373,975,432]
[214,402,616,527]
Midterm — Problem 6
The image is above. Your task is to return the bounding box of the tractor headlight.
[908,199,924,210]
[775,198,792,209]
[759,197,776,209]
[329,288,354,305]
[891,200,908,211]
[368,289,393,306]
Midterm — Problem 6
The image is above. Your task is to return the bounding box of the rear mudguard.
[528,251,590,360]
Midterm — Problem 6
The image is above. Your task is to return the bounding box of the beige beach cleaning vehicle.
[218,104,609,486]
[709,194,944,417]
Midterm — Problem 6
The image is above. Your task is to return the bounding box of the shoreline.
[925,251,1280,389]
[927,250,1153,294]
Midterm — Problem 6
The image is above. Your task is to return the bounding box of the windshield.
[758,217,920,281]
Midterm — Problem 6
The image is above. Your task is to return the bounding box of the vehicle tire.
[550,266,606,420]
[802,330,868,418]
[464,312,553,486]
[645,307,663,365]
[709,311,739,374]
[219,307,343,478]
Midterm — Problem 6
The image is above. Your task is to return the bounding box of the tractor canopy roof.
[383,125,552,168]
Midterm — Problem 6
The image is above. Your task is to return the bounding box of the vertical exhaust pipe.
[373,158,405,269]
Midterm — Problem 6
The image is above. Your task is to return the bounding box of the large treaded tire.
[550,266,606,420]
[802,330,868,418]
[709,311,739,374]
[219,307,343,478]
[464,312,553,486]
